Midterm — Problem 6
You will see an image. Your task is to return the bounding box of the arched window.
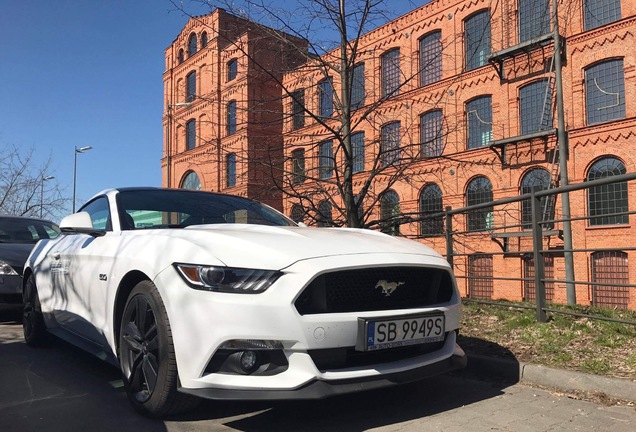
[227,59,238,81]
[186,71,197,102]
[178,49,184,64]
[317,201,333,227]
[181,171,201,190]
[520,168,552,228]
[319,140,333,179]
[587,157,628,225]
[351,132,365,173]
[466,176,493,231]
[419,184,443,237]
[290,204,304,223]
[201,31,208,48]
[380,190,400,236]
[187,33,197,56]
[584,0,621,30]
[185,119,196,150]
[420,31,442,86]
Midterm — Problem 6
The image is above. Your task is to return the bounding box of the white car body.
[24,188,465,415]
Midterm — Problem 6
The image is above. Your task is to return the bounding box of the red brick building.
[164,1,636,309]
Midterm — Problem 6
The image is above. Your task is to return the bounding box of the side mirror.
[59,212,105,237]
[297,222,308,228]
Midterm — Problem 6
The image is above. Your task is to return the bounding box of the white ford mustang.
[23,187,466,417]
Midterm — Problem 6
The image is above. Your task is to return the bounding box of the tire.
[119,280,199,417]
[23,274,48,346]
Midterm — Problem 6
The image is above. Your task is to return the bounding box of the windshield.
[0,217,61,244]
[116,189,296,230]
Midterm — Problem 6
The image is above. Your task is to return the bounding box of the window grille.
[381,49,401,97]
[523,255,554,301]
[584,0,622,30]
[592,250,629,309]
[420,31,442,86]
[185,119,196,150]
[419,184,444,236]
[420,110,444,158]
[380,190,400,236]
[381,122,401,167]
[520,168,552,228]
[520,80,553,134]
[466,176,493,231]
[291,149,305,185]
[319,141,334,179]
[587,157,628,225]
[319,78,333,118]
[188,33,197,56]
[468,254,493,299]
[351,63,365,110]
[291,89,305,130]
[317,201,333,227]
[290,205,304,223]
[226,100,237,135]
[227,59,238,81]
[351,132,365,173]
[181,171,201,190]
[226,153,236,187]
[186,71,196,102]
[466,96,492,149]
[518,0,551,42]
[465,10,491,70]
[585,59,625,125]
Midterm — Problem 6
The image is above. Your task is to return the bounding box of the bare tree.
[173,0,467,230]
[0,145,67,220]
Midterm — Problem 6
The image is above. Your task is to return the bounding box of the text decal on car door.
[99,274,108,281]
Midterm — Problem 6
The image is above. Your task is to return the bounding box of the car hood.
[0,243,35,274]
[168,224,443,269]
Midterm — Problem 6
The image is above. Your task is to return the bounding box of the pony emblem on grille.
[375,280,404,296]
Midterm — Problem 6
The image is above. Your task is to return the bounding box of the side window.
[80,197,112,231]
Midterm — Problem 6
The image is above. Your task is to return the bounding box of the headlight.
[0,260,18,276]
[174,264,282,293]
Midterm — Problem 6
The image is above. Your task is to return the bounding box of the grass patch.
[460,300,636,379]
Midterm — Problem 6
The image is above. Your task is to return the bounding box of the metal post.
[445,206,454,268]
[40,176,54,218]
[72,146,92,213]
[531,187,547,322]
[553,0,576,304]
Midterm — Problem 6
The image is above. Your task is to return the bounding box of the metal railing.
[437,172,636,324]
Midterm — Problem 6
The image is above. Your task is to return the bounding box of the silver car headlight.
[174,264,282,293]
[0,260,18,276]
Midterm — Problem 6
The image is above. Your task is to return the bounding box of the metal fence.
[439,172,636,325]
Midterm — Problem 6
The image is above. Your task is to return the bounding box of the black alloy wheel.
[23,274,48,346]
[119,281,198,417]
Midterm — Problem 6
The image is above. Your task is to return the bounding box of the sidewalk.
[464,353,636,403]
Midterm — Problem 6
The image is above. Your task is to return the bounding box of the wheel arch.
[113,270,152,353]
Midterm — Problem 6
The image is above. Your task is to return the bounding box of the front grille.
[308,335,448,371]
[295,266,454,315]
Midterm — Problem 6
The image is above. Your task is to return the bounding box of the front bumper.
[155,253,463,396]
[180,344,467,400]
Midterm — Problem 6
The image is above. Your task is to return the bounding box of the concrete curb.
[465,354,636,403]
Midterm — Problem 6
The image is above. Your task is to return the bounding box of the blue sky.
[1,0,421,219]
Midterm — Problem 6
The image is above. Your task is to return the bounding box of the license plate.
[356,313,445,351]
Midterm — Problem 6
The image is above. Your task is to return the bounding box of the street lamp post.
[40,176,55,218]
[166,102,192,188]
[73,146,93,213]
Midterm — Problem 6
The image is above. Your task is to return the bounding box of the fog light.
[240,350,259,373]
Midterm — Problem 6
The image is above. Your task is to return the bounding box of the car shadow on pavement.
[1,305,520,432]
